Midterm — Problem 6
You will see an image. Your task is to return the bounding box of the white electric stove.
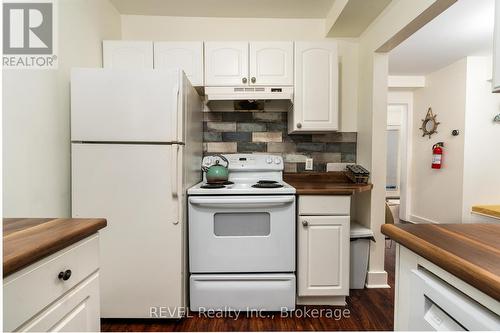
[187,154,296,196]
[187,154,296,311]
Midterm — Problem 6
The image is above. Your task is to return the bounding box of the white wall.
[120,15,359,132]
[3,0,121,217]
[411,58,467,224]
[462,56,500,222]
[355,0,437,288]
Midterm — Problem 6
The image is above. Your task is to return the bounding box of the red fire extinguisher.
[432,142,444,169]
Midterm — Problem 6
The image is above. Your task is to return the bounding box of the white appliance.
[71,68,203,318]
[408,267,500,331]
[188,154,296,311]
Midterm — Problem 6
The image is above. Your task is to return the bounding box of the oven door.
[188,195,295,273]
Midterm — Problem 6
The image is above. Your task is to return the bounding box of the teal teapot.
[202,155,229,183]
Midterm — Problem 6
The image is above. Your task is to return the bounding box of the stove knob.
[274,157,281,164]
[266,157,273,164]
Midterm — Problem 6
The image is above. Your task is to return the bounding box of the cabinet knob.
[297,123,302,129]
[251,77,256,83]
[242,77,248,84]
[302,220,309,227]
[58,269,72,281]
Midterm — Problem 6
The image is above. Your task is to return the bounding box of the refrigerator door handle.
[171,85,179,142]
[172,145,179,198]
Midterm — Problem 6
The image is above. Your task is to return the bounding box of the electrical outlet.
[305,158,313,170]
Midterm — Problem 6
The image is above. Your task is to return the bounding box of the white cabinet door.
[102,40,153,69]
[493,0,500,92]
[298,215,349,296]
[154,42,204,86]
[15,273,100,332]
[291,42,339,132]
[249,42,293,86]
[204,42,249,86]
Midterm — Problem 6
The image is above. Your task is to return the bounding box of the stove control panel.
[202,154,284,171]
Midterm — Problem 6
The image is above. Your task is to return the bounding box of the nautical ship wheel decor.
[420,107,440,139]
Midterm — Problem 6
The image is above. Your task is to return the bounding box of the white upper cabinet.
[493,0,500,92]
[249,42,294,86]
[204,42,249,86]
[102,41,153,69]
[154,42,204,86]
[290,42,339,133]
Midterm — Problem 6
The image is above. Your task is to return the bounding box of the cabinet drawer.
[15,272,100,332]
[298,195,350,215]
[190,274,295,311]
[4,235,99,332]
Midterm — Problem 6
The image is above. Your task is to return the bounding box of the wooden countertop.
[3,218,107,277]
[381,223,500,301]
[284,172,373,195]
[472,205,500,220]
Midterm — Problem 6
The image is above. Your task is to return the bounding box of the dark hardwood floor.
[101,244,395,331]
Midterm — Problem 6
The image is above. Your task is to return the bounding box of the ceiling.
[110,0,335,18]
[389,0,495,75]
[327,0,391,37]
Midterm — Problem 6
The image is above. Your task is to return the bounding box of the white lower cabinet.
[3,236,101,332]
[297,196,350,304]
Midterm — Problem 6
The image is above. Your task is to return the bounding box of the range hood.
[205,86,293,101]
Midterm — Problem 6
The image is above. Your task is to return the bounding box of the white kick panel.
[71,143,185,318]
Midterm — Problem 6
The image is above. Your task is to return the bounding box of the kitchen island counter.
[382,223,500,301]
[3,218,107,277]
[284,172,372,195]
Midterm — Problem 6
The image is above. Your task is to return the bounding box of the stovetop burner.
[252,183,284,189]
[200,184,226,189]
[257,180,278,184]
[217,180,234,185]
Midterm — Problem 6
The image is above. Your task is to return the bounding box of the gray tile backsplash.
[202,112,357,172]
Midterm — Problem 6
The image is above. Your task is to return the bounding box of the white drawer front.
[190,274,296,311]
[299,195,350,215]
[15,272,100,332]
[4,235,99,332]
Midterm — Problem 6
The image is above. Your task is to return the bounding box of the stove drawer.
[190,274,296,311]
[188,195,296,273]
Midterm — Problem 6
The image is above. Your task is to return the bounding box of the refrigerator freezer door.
[71,143,185,318]
[71,68,181,143]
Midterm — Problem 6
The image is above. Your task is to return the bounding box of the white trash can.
[350,222,375,289]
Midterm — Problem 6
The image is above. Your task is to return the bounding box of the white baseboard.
[409,214,439,224]
[365,270,390,288]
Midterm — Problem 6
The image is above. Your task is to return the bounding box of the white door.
[493,0,500,92]
[249,42,293,86]
[292,42,339,132]
[154,42,204,86]
[298,215,349,296]
[71,68,180,142]
[102,41,153,69]
[204,42,249,86]
[72,143,185,318]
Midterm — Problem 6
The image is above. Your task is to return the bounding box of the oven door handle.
[189,196,294,208]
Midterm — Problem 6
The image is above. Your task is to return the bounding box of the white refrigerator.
[71,68,203,318]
